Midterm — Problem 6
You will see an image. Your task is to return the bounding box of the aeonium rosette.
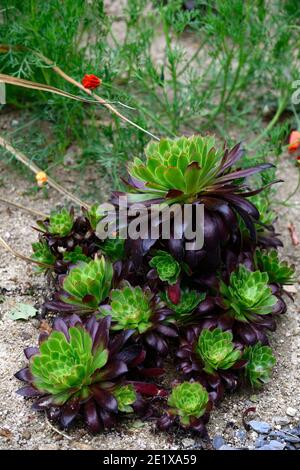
[157,381,211,435]
[219,264,286,345]
[15,315,164,432]
[177,326,246,402]
[112,135,274,267]
[45,256,113,314]
[243,343,276,388]
[99,281,178,356]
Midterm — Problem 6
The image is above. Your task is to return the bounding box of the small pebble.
[248,420,271,434]
[21,332,32,341]
[21,431,31,440]
[218,445,236,451]
[258,440,286,451]
[182,438,194,448]
[285,443,296,451]
[255,436,266,448]
[269,430,300,443]
[273,416,291,426]
[290,426,300,436]
[213,435,225,450]
[235,429,247,443]
[286,407,297,417]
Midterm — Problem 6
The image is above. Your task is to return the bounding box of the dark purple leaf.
[60,398,80,428]
[84,399,102,433]
[14,367,33,383]
[91,387,118,412]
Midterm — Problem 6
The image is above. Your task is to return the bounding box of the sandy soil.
[0,152,299,450]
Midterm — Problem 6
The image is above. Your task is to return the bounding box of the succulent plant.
[160,288,205,322]
[129,136,223,200]
[31,240,56,273]
[249,194,276,227]
[196,328,242,374]
[100,282,177,355]
[127,136,270,203]
[113,384,137,413]
[220,265,277,322]
[38,208,74,237]
[15,315,149,432]
[254,249,295,285]
[168,381,209,425]
[157,381,210,433]
[149,251,181,285]
[100,237,125,262]
[63,246,91,264]
[45,257,113,314]
[243,343,276,387]
[113,136,273,268]
[83,204,102,230]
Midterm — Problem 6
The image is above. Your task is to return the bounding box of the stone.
[182,438,195,448]
[213,435,225,450]
[255,436,266,448]
[218,445,237,450]
[248,420,271,434]
[273,416,291,426]
[286,407,297,417]
[258,440,286,451]
[21,430,31,440]
[285,443,296,451]
[235,429,247,443]
[290,426,300,436]
[269,430,300,443]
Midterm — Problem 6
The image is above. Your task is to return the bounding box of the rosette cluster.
[16,135,294,435]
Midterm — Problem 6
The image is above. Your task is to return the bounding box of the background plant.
[0,0,299,196]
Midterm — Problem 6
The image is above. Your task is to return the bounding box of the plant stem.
[0,196,47,218]
[0,136,90,209]
[0,235,52,268]
[282,169,300,204]
[250,94,288,147]
[35,51,160,141]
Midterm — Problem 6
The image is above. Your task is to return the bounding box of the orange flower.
[81,74,102,90]
[288,130,300,153]
[36,171,48,187]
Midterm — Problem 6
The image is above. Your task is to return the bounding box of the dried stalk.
[0,196,47,218]
[0,235,52,268]
[0,136,90,209]
[35,51,160,141]
[0,45,159,141]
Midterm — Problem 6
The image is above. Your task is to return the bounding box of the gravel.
[258,440,286,451]
[248,421,271,434]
